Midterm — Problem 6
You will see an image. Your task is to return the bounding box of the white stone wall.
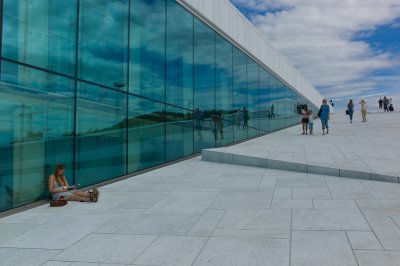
[178,0,323,107]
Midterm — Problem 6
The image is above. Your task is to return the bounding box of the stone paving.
[1,111,400,266]
[204,111,400,182]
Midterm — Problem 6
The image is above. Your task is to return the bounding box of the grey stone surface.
[292,210,370,230]
[354,250,400,266]
[209,189,273,210]
[308,164,340,176]
[134,236,207,266]
[291,231,358,266]
[313,199,358,210]
[187,210,225,236]
[0,248,61,266]
[346,231,382,250]
[53,234,156,264]
[193,237,289,266]
[218,210,291,230]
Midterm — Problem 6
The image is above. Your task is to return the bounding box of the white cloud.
[230,0,400,106]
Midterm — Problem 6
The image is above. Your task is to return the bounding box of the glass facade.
[0,0,317,212]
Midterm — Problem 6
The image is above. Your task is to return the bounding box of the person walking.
[301,105,309,135]
[319,99,330,135]
[359,98,367,122]
[378,98,383,110]
[383,96,389,112]
[347,99,354,123]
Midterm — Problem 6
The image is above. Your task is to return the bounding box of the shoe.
[302,132,305,135]
[92,187,99,202]
[326,129,329,134]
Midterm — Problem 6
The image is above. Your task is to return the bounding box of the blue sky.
[230,0,400,109]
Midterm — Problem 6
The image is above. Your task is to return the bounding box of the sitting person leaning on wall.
[48,164,99,202]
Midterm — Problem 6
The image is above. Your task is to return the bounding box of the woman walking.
[347,99,354,123]
[319,99,330,135]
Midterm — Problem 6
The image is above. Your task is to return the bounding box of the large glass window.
[269,73,279,131]
[0,61,74,211]
[131,0,165,101]
[259,67,270,132]
[165,105,193,162]
[194,18,215,153]
[233,47,247,141]
[128,96,165,172]
[276,80,286,128]
[166,0,193,109]
[75,83,126,186]
[247,57,259,137]
[215,34,233,146]
[78,0,129,89]
[2,0,77,76]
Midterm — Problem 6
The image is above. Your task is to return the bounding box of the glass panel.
[233,47,247,142]
[215,34,233,146]
[269,73,279,131]
[277,84,284,129]
[194,18,215,152]
[128,96,165,172]
[75,82,126,186]
[247,57,259,137]
[2,0,77,76]
[166,0,193,109]
[166,105,193,162]
[78,0,129,89]
[259,67,270,132]
[130,0,165,101]
[0,61,74,211]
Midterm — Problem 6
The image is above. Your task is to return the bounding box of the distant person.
[301,105,309,135]
[270,104,275,119]
[307,110,315,134]
[242,107,249,130]
[217,113,224,139]
[236,108,241,130]
[359,98,367,122]
[319,99,330,135]
[378,98,383,109]
[329,100,335,114]
[49,164,99,202]
[383,96,389,112]
[194,108,203,140]
[347,99,354,123]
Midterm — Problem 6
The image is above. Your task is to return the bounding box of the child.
[308,110,314,134]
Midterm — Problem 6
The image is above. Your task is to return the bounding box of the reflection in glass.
[2,0,77,76]
[166,105,193,162]
[131,0,165,101]
[79,0,129,89]
[259,67,270,132]
[233,47,247,141]
[247,57,259,137]
[166,0,193,109]
[268,73,279,131]
[75,82,126,186]
[0,61,74,211]
[128,96,165,172]
[194,18,215,152]
[216,34,234,146]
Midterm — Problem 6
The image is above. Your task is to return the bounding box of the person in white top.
[359,99,367,122]
[307,110,315,134]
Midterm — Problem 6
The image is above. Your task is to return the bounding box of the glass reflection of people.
[236,108,241,130]
[242,107,249,130]
[217,112,224,139]
[194,108,203,140]
[211,115,218,140]
[270,104,275,119]
[48,164,99,202]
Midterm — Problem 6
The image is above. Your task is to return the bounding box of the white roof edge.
[177,0,323,107]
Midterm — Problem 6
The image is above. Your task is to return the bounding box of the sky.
[230,0,400,109]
